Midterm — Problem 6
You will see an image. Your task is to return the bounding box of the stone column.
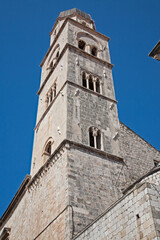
[93,77,96,92]
[100,80,103,94]
[86,74,89,89]
[97,49,103,59]
[92,127,98,148]
[85,44,90,54]
[45,95,49,108]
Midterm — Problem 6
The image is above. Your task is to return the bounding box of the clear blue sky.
[0,0,159,217]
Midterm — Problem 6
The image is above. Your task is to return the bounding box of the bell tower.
[31,8,121,176]
[30,8,124,237]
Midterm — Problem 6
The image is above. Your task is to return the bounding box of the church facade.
[0,9,160,240]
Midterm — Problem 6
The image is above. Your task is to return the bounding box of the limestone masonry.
[0,8,160,240]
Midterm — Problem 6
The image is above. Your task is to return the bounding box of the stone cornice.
[28,141,70,192]
[40,17,110,67]
[0,141,123,231]
[0,175,31,230]
[38,43,113,95]
[0,227,11,239]
[35,80,117,131]
[28,139,124,191]
[50,12,95,36]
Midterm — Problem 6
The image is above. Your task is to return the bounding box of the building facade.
[0,9,160,240]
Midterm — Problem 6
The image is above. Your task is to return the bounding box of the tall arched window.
[78,40,86,50]
[82,72,87,88]
[89,129,95,147]
[42,139,53,163]
[89,75,94,91]
[45,141,52,156]
[89,127,101,150]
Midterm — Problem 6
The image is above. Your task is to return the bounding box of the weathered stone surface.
[1,9,160,240]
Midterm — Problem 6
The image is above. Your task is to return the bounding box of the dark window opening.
[154,160,159,167]
[91,47,97,56]
[45,141,52,155]
[96,131,101,149]
[82,72,87,88]
[50,90,53,102]
[56,51,59,58]
[50,61,53,68]
[89,131,94,147]
[53,84,56,97]
[96,79,100,93]
[78,40,86,50]
[89,76,94,91]
[136,214,140,219]
[82,21,86,26]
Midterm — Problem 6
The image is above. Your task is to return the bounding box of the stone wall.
[120,122,160,186]
[67,145,125,235]
[74,171,160,240]
[0,148,72,240]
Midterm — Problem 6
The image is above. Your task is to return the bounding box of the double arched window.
[46,81,57,108]
[47,44,60,70]
[89,127,101,150]
[82,72,101,94]
[77,32,100,58]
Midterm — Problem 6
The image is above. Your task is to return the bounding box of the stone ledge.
[28,139,124,191]
[41,16,110,67]
[0,175,31,230]
[38,43,113,95]
[35,80,117,131]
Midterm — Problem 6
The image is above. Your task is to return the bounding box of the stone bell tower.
[29,8,125,238]
[1,9,160,240]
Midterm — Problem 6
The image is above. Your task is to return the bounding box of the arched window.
[53,83,56,97]
[89,75,94,91]
[49,90,53,103]
[89,127,101,150]
[89,129,95,147]
[42,139,53,163]
[50,61,53,68]
[82,21,86,26]
[91,46,97,56]
[96,78,100,93]
[45,141,52,155]
[78,40,86,50]
[82,72,87,88]
[96,130,101,149]
[56,51,59,58]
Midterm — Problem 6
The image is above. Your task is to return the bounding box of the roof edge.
[0,175,31,230]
